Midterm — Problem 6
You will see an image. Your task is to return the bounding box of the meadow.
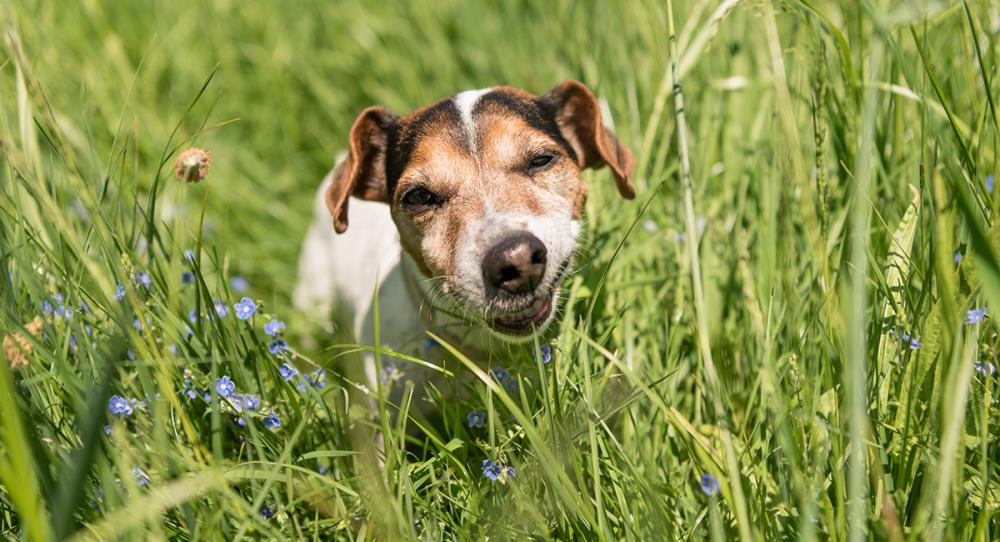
[1,0,999,539]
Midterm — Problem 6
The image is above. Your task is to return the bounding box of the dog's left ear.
[541,80,635,199]
[325,106,398,233]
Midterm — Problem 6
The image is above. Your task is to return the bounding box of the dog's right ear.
[325,106,398,233]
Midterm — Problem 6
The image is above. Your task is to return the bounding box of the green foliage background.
[1,0,999,540]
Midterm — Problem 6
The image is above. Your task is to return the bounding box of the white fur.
[452,88,492,149]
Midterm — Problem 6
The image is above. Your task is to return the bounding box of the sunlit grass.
[1,0,999,539]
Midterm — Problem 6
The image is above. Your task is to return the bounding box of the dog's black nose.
[482,232,547,295]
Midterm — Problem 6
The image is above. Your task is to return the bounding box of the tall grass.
[1,0,999,539]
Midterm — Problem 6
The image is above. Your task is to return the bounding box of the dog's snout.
[482,232,547,295]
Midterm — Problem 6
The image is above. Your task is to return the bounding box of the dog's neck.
[398,253,512,361]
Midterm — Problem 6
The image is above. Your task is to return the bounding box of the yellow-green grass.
[1,0,999,539]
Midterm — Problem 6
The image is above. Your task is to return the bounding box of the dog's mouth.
[484,259,570,338]
[490,291,555,334]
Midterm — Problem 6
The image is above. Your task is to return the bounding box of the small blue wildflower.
[236,417,247,427]
[233,297,257,320]
[491,367,510,384]
[133,317,144,332]
[84,323,92,336]
[134,271,152,289]
[259,503,276,519]
[975,361,996,377]
[987,175,995,194]
[108,395,134,416]
[103,424,112,436]
[909,337,921,350]
[42,300,53,314]
[115,283,125,301]
[308,368,327,389]
[69,335,77,349]
[700,473,720,496]
[268,339,288,355]
[132,467,149,488]
[482,459,502,481]
[182,382,199,399]
[230,276,249,292]
[262,412,281,430]
[264,319,286,337]
[181,271,195,284]
[215,375,236,398]
[79,301,91,314]
[955,251,962,264]
[54,293,64,303]
[967,307,988,325]
[242,394,260,411]
[380,364,402,385]
[424,337,440,351]
[213,300,229,318]
[61,306,73,320]
[278,363,298,381]
[506,466,516,479]
[126,350,135,361]
[184,249,195,263]
[535,344,552,365]
[467,410,486,428]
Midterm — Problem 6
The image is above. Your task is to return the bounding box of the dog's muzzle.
[481,232,556,334]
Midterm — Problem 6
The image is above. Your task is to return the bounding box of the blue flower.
[230,276,249,292]
[42,300,53,314]
[134,271,152,289]
[535,344,552,364]
[308,368,326,389]
[506,466,516,479]
[268,340,288,355]
[213,300,229,318]
[69,335,77,349]
[278,363,298,381]
[184,249,195,263]
[61,306,73,320]
[987,175,995,194]
[467,410,486,428]
[115,284,125,301]
[482,459,502,481]
[242,394,260,411]
[700,473,720,496]
[132,467,149,488]
[233,297,256,320]
[955,251,962,264]
[133,317,144,332]
[424,337,440,352]
[909,337,921,350]
[181,271,195,284]
[215,376,236,398]
[126,350,135,361]
[103,424,112,436]
[491,367,510,384]
[975,361,996,376]
[259,503,276,519]
[262,412,281,430]
[181,380,199,400]
[108,395,134,416]
[967,307,988,325]
[264,319,286,337]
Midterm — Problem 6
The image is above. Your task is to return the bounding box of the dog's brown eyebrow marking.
[383,87,578,200]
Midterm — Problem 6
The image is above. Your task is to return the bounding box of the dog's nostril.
[531,249,546,266]
[482,232,548,295]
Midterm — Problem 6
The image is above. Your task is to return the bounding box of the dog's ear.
[325,106,398,233]
[541,80,635,199]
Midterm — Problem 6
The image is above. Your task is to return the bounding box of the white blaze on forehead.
[452,88,493,148]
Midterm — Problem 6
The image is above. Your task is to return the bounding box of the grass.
[1,0,999,539]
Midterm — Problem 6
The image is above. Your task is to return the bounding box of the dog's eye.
[400,187,442,211]
[527,152,557,171]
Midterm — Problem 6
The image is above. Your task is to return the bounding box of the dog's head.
[325,81,634,341]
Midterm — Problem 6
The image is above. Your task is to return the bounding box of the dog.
[294,81,634,406]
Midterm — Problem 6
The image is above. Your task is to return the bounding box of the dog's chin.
[484,287,560,343]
